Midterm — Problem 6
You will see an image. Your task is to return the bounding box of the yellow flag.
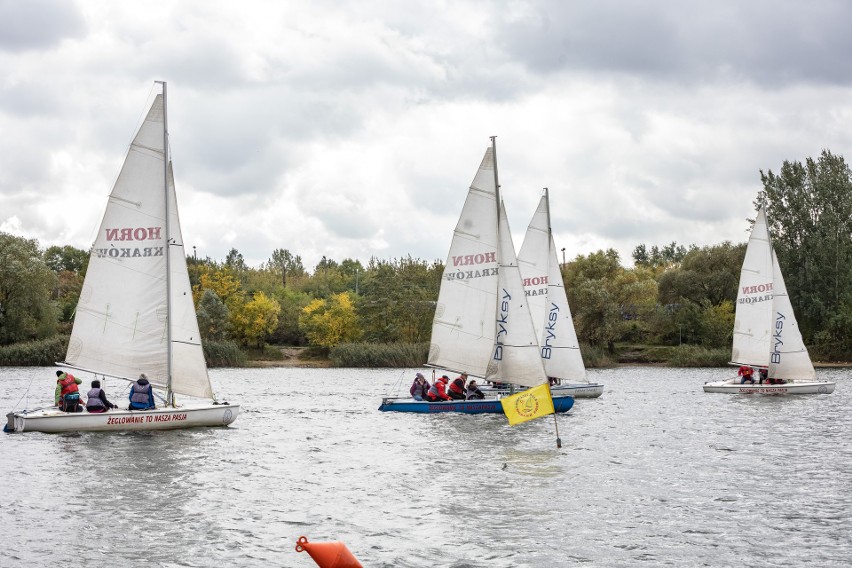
[500,383,555,426]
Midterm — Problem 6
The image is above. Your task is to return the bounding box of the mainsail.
[64,93,212,400]
[518,190,586,383]
[731,206,774,367]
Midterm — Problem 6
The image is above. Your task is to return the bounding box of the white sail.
[486,199,549,388]
[428,148,500,377]
[768,248,816,382]
[428,143,547,388]
[731,206,774,367]
[518,191,586,382]
[64,93,213,400]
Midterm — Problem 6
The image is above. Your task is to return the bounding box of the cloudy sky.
[2,0,851,271]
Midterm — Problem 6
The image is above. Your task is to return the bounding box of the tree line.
[2,150,850,363]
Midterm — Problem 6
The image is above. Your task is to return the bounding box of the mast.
[491,136,500,215]
[157,80,174,406]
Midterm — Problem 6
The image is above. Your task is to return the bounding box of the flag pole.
[553,413,562,449]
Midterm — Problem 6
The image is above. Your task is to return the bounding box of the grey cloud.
[497,1,852,87]
[0,0,86,52]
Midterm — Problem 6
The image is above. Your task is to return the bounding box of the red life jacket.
[449,378,465,394]
[58,374,79,397]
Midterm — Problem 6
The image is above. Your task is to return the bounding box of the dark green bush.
[203,340,247,367]
[0,336,68,366]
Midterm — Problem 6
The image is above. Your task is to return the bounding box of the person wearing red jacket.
[738,365,755,384]
[426,375,451,402]
[447,372,468,400]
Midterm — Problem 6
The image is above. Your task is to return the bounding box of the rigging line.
[9,372,39,411]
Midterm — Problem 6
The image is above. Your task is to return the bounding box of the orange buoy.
[295,536,364,568]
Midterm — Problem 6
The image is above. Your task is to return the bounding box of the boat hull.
[378,395,574,414]
[5,403,240,433]
[702,380,835,395]
[480,383,603,398]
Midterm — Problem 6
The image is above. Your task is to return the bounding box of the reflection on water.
[1,366,850,567]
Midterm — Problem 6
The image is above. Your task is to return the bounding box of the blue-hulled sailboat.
[379,138,574,414]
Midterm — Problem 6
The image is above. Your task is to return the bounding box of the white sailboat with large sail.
[379,138,573,414]
[703,206,835,395]
[6,82,240,432]
[515,188,603,398]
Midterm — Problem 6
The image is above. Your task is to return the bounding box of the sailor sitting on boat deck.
[426,376,451,402]
[55,370,83,413]
[738,365,755,384]
[85,380,117,413]
[410,372,430,401]
[128,373,156,410]
[447,373,468,400]
[466,379,485,400]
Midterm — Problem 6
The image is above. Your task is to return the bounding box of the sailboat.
[514,188,602,398]
[5,82,241,432]
[379,138,574,414]
[703,206,835,395]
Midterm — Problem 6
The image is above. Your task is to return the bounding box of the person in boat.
[738,365,755,384]
[466,379,485,400]
[758,368,768,384]
[85,380,117,413]
[128,373,156,410]
[767,376,787,385]
[426,375,451,402]
[447,373,468,400]
[409,372,430,401]
[55,370,84,412]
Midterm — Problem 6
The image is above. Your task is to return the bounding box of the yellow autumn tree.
[299,291,361,349]
[230,291,281,348]
[193,266,243,308]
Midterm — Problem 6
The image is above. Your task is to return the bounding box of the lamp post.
[193,245,197,260]
[561,247,566,267]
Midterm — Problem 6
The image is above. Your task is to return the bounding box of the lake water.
[2,366,850,567]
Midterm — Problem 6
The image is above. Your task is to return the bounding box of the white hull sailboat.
[379,138,574,414]
[516,188,602,398]
[6,82,240,432]
[703,206,835,395]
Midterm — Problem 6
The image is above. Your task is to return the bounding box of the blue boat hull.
[378,395,574,414]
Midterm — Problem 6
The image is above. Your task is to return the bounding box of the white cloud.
[2,0,852,271]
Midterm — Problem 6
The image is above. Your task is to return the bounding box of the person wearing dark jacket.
[85,380,117,413]
[128,373,155,410]
[466,379,485,400]
[447,373,468,400]
[410,372,431,401]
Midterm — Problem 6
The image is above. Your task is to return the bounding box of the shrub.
[0,336,68,366]
[330,342,428,367]
[203,340,247,367]
[666,345,729,367]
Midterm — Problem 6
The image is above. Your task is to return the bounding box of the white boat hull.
[480,383,604,398]
[702,379,835,395]
[6,403,240,433]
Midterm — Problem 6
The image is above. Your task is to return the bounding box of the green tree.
[657,242,745,306]
[357,256,440,343]
[268,248,306,287]
[759,150,852,355]
[0,233,57,344]
[196,289,230,341]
